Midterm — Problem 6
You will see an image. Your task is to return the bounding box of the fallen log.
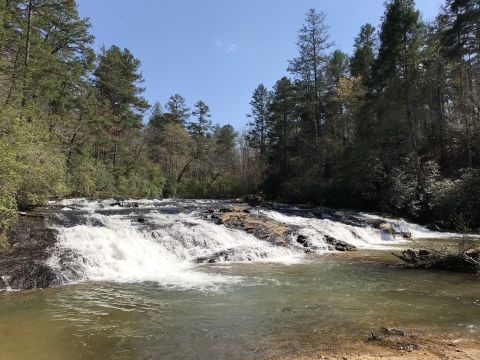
[392,248,480,274]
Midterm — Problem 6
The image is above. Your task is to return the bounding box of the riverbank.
[283,335,480,360]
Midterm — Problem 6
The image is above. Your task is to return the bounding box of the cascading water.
[44,199,460,289]
[46,199,299,289]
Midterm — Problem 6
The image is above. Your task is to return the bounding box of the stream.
[0,199,478,359]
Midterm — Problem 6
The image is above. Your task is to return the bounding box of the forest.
[0,0,479,246]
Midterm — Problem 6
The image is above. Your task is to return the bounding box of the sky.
[77,0,444,131]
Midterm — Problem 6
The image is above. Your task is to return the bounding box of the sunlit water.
[0,199,479,359]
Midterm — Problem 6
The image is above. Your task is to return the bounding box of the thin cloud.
[213,37,239,54]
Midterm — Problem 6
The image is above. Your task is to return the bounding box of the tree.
[264,77,296,195]
[246,84,270,157]
[441,0,479,61]
[165,94,190,126]
[94,45,148,130]
[188,100,212,138]
[350,23,376,83]
[288,8,333,149]
[148,102,164,129]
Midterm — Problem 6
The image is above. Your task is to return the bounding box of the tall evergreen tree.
[165,94,190,126]
[94,45,148,130]
[288,9,333,149]
[246,84,270,157]
[350,23,376,83]
[189,100,212,138]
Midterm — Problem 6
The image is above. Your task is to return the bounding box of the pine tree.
[94,45,148,130]
[350,23,376,83]
[288,9,333,148]
[165,94,190,126]
[246,84,270,157]
[188,100,212,138]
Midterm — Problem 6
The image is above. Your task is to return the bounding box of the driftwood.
[392,247,480,274]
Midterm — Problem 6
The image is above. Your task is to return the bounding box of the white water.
[48,203,299,290]
[46,199,461,289]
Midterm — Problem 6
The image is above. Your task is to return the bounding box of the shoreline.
[281,333,480,360]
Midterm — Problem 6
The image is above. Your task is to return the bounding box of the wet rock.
[367,332,383,341]
[324,235,357,251]
[402,231,412,239]
[8,262,57,289]
[110,201,122,207]
[381,326,405,336]
[137,217,146,223]
[208,207,293,246]
[296,234,312,247]
[195,249,236,263]
[244,193,265,206]
[296,234,307,243]
[0,215,62,290]
[0,276,6,291]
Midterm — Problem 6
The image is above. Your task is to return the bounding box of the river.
[0,199,478,359]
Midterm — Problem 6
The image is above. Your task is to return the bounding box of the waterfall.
[44,199,459,289]
[46,200,299,289]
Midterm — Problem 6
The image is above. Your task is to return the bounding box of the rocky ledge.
[0,214,59,290]
[202,205,357,257]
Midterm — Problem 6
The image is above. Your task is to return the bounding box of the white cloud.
[213,37,239,54]
[226,43,239,53]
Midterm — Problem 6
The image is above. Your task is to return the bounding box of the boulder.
[324,235,357,251]
[296,234,313,248]
[244,193,265,206]
[0,214,61,290]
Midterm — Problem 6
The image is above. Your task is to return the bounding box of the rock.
[379,222,395,234]
[209,208,293,246]
[137,217,146,223]
[244,193,265,206]
[110,201,122,207]
[296,234,313,248]
[195,249,236,263]
[381,326,405,336]
[0,215,62,290]
[402,231,412,239]
[0,276,6,291]
[324,235,357,251]
[367,332,383,341]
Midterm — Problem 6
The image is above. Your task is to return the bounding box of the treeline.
[0,0,479,245]
[245,0,480,229]
[0,0,256,245]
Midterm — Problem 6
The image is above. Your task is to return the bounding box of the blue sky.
[77,0,443,130]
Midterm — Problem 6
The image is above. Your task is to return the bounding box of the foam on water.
[46,198,465,289]
[257,209,406,250]
[357,213,462,239]
[48,206,299,289]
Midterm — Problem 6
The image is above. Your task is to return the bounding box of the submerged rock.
[381,326,406,336]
